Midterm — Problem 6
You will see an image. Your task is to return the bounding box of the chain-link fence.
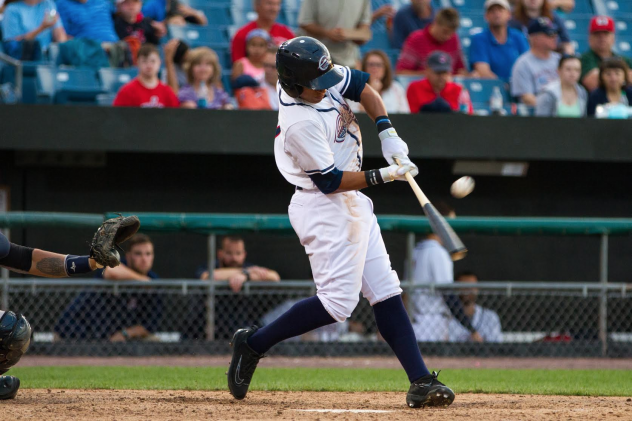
[3,279,631,357]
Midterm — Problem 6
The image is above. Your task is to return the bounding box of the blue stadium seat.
[568,0,593,14]
[215,47,231,69]
[362,28,391,51]
[615,19,631,36]
[221,73,233,95]
[448,0,486,13]
[98,68,138,94]
[459,14,486,34]
[615,34,632,57]
[279,8,294,27]
[396,74,423,92]
[571,35,589,54]
[36,66,103,104]
[168,25,230,47]
[563,16,592,38]
[604,0,632,17]
[231,0,253,11]
[230,7,256,26]
[96,93,117,106]
[453,77,511,105]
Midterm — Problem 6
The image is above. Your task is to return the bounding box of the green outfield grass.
[8,366,632,396]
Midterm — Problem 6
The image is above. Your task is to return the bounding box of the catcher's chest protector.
[0,311,32,374]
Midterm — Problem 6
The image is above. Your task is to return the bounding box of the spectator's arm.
[177,4,207,25]
[231,59,245,80]
[535,91,556,116]
[103,264,151,281]
[581,68,599,92]
[301,23,345,42]
[352,23,371,46]
[510,60,536,104]
[163,39,180,94]
[443,293,477,334]
[3,8,55,41]
[53,25,68,43]
[520,93,537,106]
[371,4,395,24]
[212,267,244,280]
[247,266,281,282]
[549,0,574,12]
[110,325,151,342]
[472,63,497,79]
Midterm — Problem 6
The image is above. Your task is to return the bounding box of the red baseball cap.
[590,16,615,33]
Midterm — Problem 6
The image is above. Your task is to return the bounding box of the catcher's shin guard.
[227,326,264,400]
[406,371,455,408]
[0,376,20,400]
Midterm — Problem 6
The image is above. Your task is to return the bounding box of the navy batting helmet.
[276,36,344,98]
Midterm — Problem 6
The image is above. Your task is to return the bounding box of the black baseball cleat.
[406,371,455,408]
[227,326,265,400]
[0,375,20,400]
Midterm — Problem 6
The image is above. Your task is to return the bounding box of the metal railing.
[3,279,631,358]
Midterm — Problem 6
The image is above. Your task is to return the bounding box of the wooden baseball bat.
[395,158,467,261]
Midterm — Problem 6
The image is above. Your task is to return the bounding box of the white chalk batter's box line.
[296,409,394,413]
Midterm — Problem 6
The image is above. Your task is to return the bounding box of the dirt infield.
[3,390,632,420]
[19,355,632,370]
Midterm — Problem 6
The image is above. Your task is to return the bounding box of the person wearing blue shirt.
[55,0,118,43]
[469,0,529,81]
[1,0,67,60]
[390,0,434,49]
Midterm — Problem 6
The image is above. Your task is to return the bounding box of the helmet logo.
[318,55,330,71]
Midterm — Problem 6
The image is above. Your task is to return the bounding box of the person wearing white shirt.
[448,272,502,343]
[262,47,279,110]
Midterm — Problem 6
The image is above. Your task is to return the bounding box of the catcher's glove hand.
[90,215,141,268]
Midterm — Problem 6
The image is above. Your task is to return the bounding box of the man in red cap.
[580,16,632,92]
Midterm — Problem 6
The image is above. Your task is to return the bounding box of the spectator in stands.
[232,29,270,85]
[390,0,434,49]
[536,54,587,117]
[469,0,529,81]
[141,0,207,26]
[113,44,179,107]
[163,38,190,95]
[113,0,165,47]
[410,203,483,342]
[509,0,573,54]
[198,235,280,293]
[298,0,371,68]
[586,58,632,117]
[580,16,632,93]
[56,0,118,43]
[511,17,561,106]
[55,234,162,342]
[448,272,502,343]
[396,7,466,76]
[406,51,473,114]
[263,46,279,110]
[352,50,409,114]
[1,0,67,60]
[179,47,232,109]
[231,0,294,62]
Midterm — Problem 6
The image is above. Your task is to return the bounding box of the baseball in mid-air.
[450,176,475,199]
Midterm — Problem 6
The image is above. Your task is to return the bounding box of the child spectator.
[406,51,473,114]
[114,0,165,47]
[396,8,466,76]
[511,18,561,106]
[536,54,587,117]
[113,44,179,107]
[1,0,67,60]
[231,29,270,85]
[179,47,232,110]
[509,0,572,54]
[352,50,409,114]
[231,0,294,62]
[164,38,190,95]
[586,58,632,117]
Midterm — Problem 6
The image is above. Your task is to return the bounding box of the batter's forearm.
[337,171,369,191]
[359,83,387,121]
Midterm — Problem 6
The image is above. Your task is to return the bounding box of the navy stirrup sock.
[247,296,336,355]
[373,295,430,382]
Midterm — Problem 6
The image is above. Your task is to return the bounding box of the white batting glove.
[379,128,409,165]
[380,160,419,182]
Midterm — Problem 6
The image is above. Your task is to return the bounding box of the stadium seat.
[615,35,632,57]
[396,74,423,91]
[96,93,117,106]
[362,28,391,51]
[168,25,230,47]
[230,7,256,26]
[604,0,632,17]
[222,73,233,95]
[197,5,233,25]
[571,35,590,54]
[448,0,486,12]
[563,16,592,38]
[36,66,103,104]
[98,68,138,94]
[568,0,593,14]
[453,77,511,105]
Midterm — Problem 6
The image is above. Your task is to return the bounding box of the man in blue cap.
[511,17,561,106]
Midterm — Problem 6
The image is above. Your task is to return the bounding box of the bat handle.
[394,157,429,207]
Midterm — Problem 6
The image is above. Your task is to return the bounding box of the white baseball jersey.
[274,65,363,190]
[448,305,502,343]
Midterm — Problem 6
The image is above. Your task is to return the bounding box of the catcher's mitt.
[90,215,141,268]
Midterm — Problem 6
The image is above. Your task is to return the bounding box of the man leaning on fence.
[410,203,484,343]
[54,234,163,342]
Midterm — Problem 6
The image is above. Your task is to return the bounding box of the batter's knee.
[0,311,32,374]
[317,292,360,323]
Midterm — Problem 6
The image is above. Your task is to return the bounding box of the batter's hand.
[379,129,409,165]
[393,154,418,177]
[380,161,418,182]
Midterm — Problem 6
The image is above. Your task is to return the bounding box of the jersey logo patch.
[334,102,358,143]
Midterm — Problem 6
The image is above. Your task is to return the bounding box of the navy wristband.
[365,169,385,186]
[375,115,393,133]
[65,255,93,276]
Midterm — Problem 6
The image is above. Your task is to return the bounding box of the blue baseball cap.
[528,17,558,36]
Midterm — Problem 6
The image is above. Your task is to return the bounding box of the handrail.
[0,52,22,103]
[1,212,632,236]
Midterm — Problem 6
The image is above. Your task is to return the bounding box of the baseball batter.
[0,215,139,400]
[227,37,455,409]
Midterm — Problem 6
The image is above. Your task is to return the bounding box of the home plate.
[296,409,393,414]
